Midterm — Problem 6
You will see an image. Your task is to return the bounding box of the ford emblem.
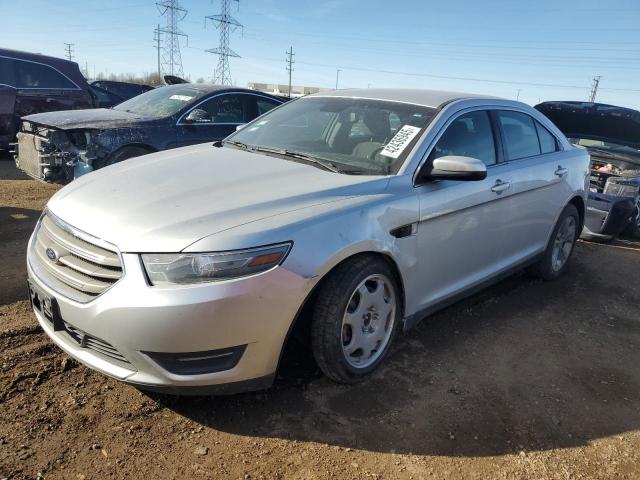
[45,247,58,262]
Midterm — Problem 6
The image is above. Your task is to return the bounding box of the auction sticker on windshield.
[381,125,422,158]
[169,95,193,102]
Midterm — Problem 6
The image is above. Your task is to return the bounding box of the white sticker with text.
[169,94,194,101]
[380,125,422,158]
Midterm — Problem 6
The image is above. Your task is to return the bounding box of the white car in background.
[26,89,589,394]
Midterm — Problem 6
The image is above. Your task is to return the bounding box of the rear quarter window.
[535,121,559,154]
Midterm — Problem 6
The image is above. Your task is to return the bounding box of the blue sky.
[3,0,640,108]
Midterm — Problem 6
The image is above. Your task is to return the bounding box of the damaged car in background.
[536,101,640,241]
[14,84,284,183]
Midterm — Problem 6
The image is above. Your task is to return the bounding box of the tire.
[93,145,152,170]
[529,204,580,281]
[623,203,640,238]
[311,255,401,384]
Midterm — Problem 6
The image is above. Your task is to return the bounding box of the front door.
[415,109,512,311]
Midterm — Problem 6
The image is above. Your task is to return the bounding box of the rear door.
[492,109,568,262]
[13,58,92,120]
[0,56,17,148]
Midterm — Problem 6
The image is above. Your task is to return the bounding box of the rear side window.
[256,97,280,115]
[0,57,17,86]
[498,111,541,160]
[535,121,558,154]
[15,60,77,89]
[430,110,497,166]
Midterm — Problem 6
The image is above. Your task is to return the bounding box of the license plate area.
[27,279,64,331]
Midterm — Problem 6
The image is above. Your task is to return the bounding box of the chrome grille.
[29,212,123,303]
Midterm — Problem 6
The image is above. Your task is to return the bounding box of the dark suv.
[0,48,95,150]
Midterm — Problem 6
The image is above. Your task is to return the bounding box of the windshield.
[113,85,207,118]
[227,97,436,175]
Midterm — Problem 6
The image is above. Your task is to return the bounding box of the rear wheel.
[311,256,401,384]
[529,204,580,281]
[93,145,152,170]
[623,202,640,238]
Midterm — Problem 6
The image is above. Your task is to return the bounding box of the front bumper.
[27,242,314,394]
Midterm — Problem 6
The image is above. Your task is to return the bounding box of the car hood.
[23,108,156,130]
[535,101,640,150]
[47,144,389,252]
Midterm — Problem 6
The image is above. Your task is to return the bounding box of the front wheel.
[92,145,152,171]
[311,256,401,384]
[529,204,580,281]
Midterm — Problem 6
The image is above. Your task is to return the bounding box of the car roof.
[314,88,502,109]
[162,83,282,98]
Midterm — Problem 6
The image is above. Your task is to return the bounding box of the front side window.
[228,97,436,175]
[198,94,246,123]
[430,110,497,166]
[15,60,77,89]
[498,111,541,160]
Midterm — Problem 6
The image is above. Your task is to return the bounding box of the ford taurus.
[26,89,590,394]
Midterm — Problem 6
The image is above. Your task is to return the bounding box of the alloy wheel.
[341,274,397,368]
[551,215,577,272]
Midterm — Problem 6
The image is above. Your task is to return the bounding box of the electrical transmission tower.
[153,24,162,83]
[286,46,295,98]
[157,0,187,77]
[64,43,74,61]
[206,0,242,85]
[589,75,601,103]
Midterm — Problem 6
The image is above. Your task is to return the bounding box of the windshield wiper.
[222,140,252,150]
[253,146,341,173]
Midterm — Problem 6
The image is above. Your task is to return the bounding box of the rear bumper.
[27,240,315,394]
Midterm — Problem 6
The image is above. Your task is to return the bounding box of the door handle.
[554,165,568,178]
[491,179,511,194]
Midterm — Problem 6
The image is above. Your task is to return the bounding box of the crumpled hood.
[23,108,155,130]
[47,144,389,252]
[535,101,640,150]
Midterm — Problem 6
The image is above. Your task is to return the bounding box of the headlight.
[141,243,292,286]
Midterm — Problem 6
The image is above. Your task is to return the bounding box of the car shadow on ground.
[151,243,640,457]
[0,206,42,306]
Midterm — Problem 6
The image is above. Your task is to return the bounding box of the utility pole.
[516,89,521,101]
[335,68,341,90]
[157,0,187,77]
[64,43,74,61]
[153,24,162,83]
[589,76,601,103]
[285,46,295,98]
[206,0,242,85]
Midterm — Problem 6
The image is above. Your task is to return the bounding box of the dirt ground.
[1,154,640,480]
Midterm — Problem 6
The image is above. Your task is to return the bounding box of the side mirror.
[183,109,211,124]
[235,124,247,131]
[421,155,487,182]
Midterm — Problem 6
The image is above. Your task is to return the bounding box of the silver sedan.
[26,89,590,394]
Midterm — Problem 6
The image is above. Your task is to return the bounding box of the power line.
[285,46,295,98]
[157,0,187,77]
[64,43,74,61]
[206,0,242,86]
[589,76,602,102]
